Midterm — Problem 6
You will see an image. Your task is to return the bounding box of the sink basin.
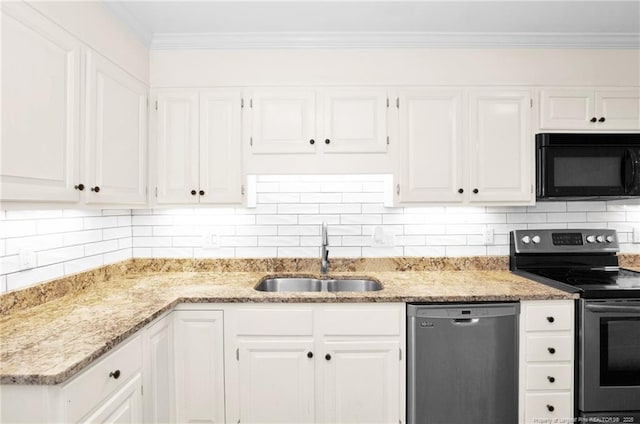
[255,277,382,292]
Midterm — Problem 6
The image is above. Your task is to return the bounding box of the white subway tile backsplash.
[446,246,487,257]
[340,214,382,225]
[38,246,85,267]
[83,216,118,230]
[236,247,277,258]
[527,202,567,213]
[103,227,131,240]
[300,193,342,203]
[277,247,318,257]
[320,204,362,214]
[507,213,546,224]
[257,193,300,204]
[152,247,193,258]
[278,225,319,236]
[236,226,278,236]
[257,215,298,225]
[85,240,119,256]
[587,212,627,222]
[567,201,607,212]
[277,204,319,214]
[340,193,382,204]
[321,182,362,193]
[258,236,299,247]
[426,235,467,246]
[194,247,236,258]
[64,255,104,275]
[220,236,259,247]
[63,230,102,246]
[547,212,587,223]
[104,249,131,264]
[0,220,37,238]
[329,246,362,257]
[298,215,340,225]
[280,182,321,193]
[6,234,65,254]
[405,246,446,257]
[445,224,484,235]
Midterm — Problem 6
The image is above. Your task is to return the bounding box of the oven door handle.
[586,304,640,314]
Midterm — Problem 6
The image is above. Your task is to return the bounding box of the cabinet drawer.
[525,304,572,331]
[236,308,313,336]
[526,364,573,390]
[524,392,572,423]
[526,334,573,362]
[62,335,142,423]
[320,307,401,336]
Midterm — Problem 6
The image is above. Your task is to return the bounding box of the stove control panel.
[512,229,619,253]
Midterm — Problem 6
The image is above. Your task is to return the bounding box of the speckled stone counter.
[0,257,578,385]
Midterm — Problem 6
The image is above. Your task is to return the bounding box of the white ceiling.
[103,1,640,49]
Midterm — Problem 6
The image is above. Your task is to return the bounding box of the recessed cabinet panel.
[85,51,147,205]
[80,374,143,424]
[398,90,463,203]
[0,2,80,202]
[322,89,388,153]
[250,90,316,154]
[540,89,594,130]
[469,90,532,203]
[597,90,640,130]
[156,92,200,204]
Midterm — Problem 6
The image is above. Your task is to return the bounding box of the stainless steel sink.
[255,277,382,292]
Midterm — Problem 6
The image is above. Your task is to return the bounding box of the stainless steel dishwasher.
[407,303,519,424]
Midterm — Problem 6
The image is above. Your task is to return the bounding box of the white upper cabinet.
[540,88,640,130]
[468,89,533,203]
[1,2,81,203]
[154,89,243,205]
[397,89,463,203]
[321,88,388,153]
[84,51,147,205]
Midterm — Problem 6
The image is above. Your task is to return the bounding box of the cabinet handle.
[307,352,313,359]
[590,117,597,123]
[74,184,85,191]
[547,376,555,383]
[91,186,100,193]
[325,353,332,361]
[109,370,121,379]
[546,404,555,412]
[473,188,479,194]
[547,316,555,323]
[199,190,205,196]
[309,139,315,145]
[548,347,556,354]
[598,117,606,122]
[325,139,330,144]
[396,184,400,196]
[458,188,464,194]
[190,190,197,196]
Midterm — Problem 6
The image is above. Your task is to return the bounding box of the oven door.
[580,299,640,413]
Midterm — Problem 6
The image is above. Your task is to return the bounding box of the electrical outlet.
[201,233,219,249]
[483,227,495,245]
[18,248,36,270]
[633,227,640,244]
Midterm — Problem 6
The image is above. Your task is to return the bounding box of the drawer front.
[526,334,573,362]
[524,392,572,423]
[525,304,573,332]
[236,308,313,336]
[320,307,401,336]
[63,335,142,423]
[526,364,573,390]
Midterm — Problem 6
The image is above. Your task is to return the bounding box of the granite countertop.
[0,257,580,385]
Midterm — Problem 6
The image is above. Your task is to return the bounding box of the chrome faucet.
[321,221,329,274]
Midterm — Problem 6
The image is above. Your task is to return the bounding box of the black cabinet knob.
[458,188,464,194]
[547,316,555,323]
[547,404,555,412]
[473,188,479,194]
[307,352,313,359]
[547,376,555,383]
[91,186,100,193]
[190,190,197,195]
[598,117,606,122]
[325,139,330,144]
[199,190,205,196]
[309,139,315,145]
[325,353,332,361]
[548,347,556,354]
[74,184,85,191]
[109,369,121,379]
[590,117,597,123]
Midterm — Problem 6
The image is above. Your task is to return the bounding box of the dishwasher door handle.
[452,318,480,325]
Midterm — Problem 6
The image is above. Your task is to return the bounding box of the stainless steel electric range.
[510,229,640,421]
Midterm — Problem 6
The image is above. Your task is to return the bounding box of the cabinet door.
[85,51,147,205]
[143,315,173,423]
[321,88,388,153]
[237,339,315,423]
[0,2,81,202]
[173,311,225,424]
[155,91,200,204]
[468,90,533,203]
[596,89,640,130]
[397,90,463,203]
[319,340,400,424]
[80,373,143,424]
[540,89,595,130]
[249,89,316,154]
[199,90,243,204]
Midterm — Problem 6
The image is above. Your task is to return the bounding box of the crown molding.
[102,1,153,47]
[149,32,640,50]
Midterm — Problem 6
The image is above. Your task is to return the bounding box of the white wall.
[3,175,640,293]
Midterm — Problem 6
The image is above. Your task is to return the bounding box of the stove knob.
[605,235,614,243]
[532,235,541,244]
[596,235,605,243]
[521,236,531,244]
[586,235,596,243]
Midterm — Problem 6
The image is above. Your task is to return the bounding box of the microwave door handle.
[586,304,640,314]
[623,149,636,193]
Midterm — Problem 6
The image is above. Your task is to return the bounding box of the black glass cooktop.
[530,268,640,298]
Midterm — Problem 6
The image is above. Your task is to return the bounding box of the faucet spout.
[321,221,329,274]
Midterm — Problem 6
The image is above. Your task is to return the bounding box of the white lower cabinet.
[80,373,143,424]
[142,313,173,423]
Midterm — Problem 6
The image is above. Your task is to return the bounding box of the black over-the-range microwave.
[536,133,640,200]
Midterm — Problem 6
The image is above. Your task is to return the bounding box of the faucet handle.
[322,221,329,245]
[324,249,329,260]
